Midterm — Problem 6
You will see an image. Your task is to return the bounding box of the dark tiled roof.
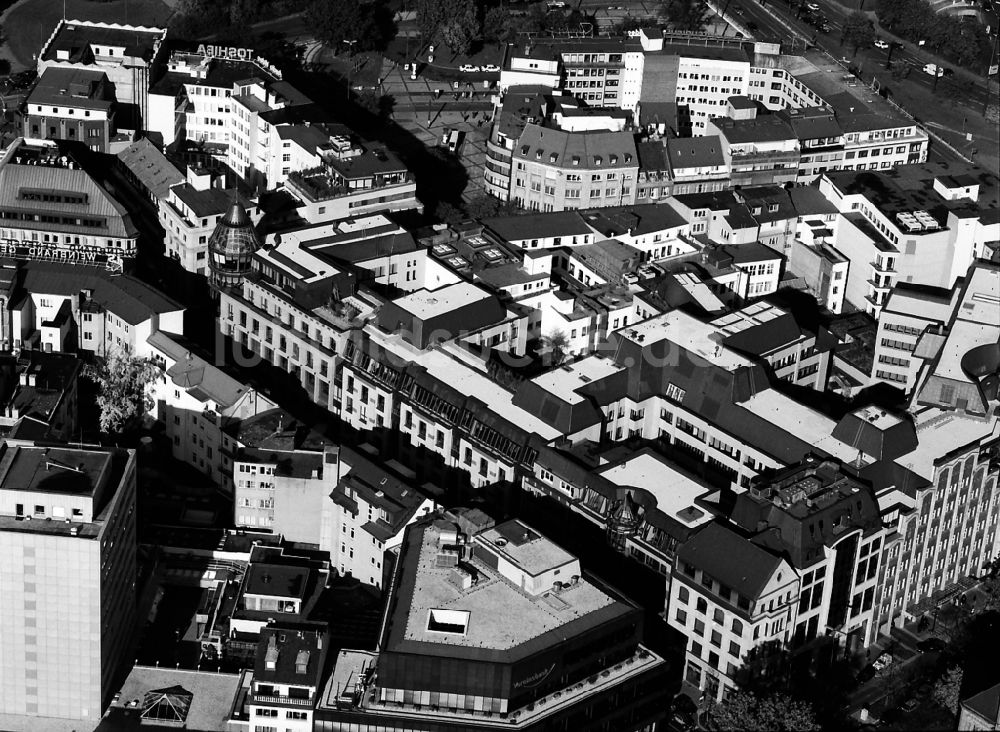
[963,682,1000,725]
[666,136,725,170]
[677,521,782,600]
[722,312,803,356]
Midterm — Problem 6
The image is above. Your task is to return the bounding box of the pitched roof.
[514,123,637,169]
[117,138,184,200]
[677,521,783,600]
[666,136,725,170]
[15,262,182,325]
[722,312,803,356]
[481,210,592,242]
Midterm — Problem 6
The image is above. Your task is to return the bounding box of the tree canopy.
[842,12,876,55]
[305,0,396,52]
[933,666,963,715]
[85,350,162,435]
[710,691,821,732]
[875,0,992,70]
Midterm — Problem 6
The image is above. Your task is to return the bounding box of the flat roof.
[896,407,1000,479]
[618,310,755,372]
[0,444,110,496]
[479,520,576,576]
[393,282,493,321]
[108,666,241,732]
[529,356,624,406]
[598,452,712,528]
[738,391,857,463]
[401,521,615,650]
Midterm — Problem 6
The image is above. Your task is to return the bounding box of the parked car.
[482,64,500,73]
[873,652,894,671]
[923,63,945,77]
[901,698,919,712]
[459,64,481,73]
[874,39,889,49]
[806,2,820,10]
[917,636,946,652]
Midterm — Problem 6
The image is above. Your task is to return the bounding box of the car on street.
[923,63,946,77]
[459,64,481,73]
[901,698,919,712]
[874,39,889,49]
[482,64,500,73]
[917,636,947,652]
[873,652,894,671]
[806,2,820,10]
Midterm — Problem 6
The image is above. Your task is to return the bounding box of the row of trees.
[170,0,311,41]
[875,0,993,70]
[304,0,397,52]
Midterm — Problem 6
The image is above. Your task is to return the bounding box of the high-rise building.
[0,443,137,728]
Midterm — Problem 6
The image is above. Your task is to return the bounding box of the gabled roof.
[677,521,783,600]
[117,138,184,200]
[722,312,803,356]
[666,136,725,170]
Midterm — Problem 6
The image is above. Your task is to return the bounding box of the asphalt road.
[731,0,993,108]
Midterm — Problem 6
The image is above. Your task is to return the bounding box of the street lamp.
[344,39,358,100]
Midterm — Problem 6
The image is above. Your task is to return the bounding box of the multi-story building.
[958,682,1000,732]
[508,124,638,212]
[247,624,328,732]
[2,259,184,356]
[0,443,136,727]
[314,512,671,731]
[483,86,549,201]
[0,138,138,265]
[870,281,958,392]
[284,136,419,221]
[159,166,262,275]
[706,109,800,188]
[147,331,276,486]
[36,19,167,129]
[668,456,887,701]
[786,106,844,181]
[818,165,987,316]
[834,94,928,171]
[23,68,119,152]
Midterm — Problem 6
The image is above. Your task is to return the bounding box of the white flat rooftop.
[710,301,785,335]
[620,310,754,371]
[256,236,340,284]
[739,390,857,463]
[672,272,726,313]
[896,408,1000,480]
[530,356,624,405]
[396,282,493,321]
[599,451,713,528]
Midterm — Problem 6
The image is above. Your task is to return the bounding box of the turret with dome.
[207,197,260,293]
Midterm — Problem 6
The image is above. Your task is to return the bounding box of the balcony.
[287,167,414,203]
[251,693,313,707]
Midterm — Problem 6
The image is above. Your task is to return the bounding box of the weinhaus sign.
[197,45,255,60]
[0,240,123,265]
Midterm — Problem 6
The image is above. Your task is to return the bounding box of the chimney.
[264,634,279,670]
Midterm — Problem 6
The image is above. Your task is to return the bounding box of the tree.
[416,0,476,42]
[306,0,393,51]
[483,7,519,44]
[85,350,162,435]
[660,0,712,31]
[465,194,524,219]
[932,666,963,715]
[434,200,466,225]
[541,330,570,366]
[441,1,478,57]
[842,12,876,56]
[710,691,821,732]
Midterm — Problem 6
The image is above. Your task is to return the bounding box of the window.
[675,608,688,624]
[678,586,689,603]
[696,597,707,613]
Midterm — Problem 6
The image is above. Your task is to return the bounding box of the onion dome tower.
[207,197,260,294]
[606,491,642,551]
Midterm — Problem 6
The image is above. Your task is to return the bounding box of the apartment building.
[508,124,638,212]
[23,68,119,152]
[283,136,419,221]
[147,330,276,486]
[36,19,167,128]
[483,86,549,201]
[3,259,183,357]
[248,624,328,732]
[668,456,886,701]
[314,512,671,731]
[0,443,136,727]
[0,138,139,265]
[0,350,81,442]
[831,93,928,171]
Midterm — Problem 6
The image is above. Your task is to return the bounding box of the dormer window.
[535,149,542,159]
[752,206,762,215]
[572,156,580,166]
[594,156,603,166]
[549,152,558,163]
[609,154,618,164]
[521,145,530,155]
[624,153,633,163]
[768,203,779,212]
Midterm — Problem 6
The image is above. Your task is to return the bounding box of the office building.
[314,512,670,731]
[0,443,137,727]
[23,68,120,152]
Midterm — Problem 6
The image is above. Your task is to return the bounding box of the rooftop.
[27,67,114,110]
[392,282,494,321]
[515,124,637,170]
[116,138,184,200]
[677,521,784,600]
[106,666,242,732]
[255,625,326,687]
[395,518,621,651]
[149,331,249,409]
[40,19,165,64]
[617,310,755,372]
[530,356,625,406]
[598,451,712,529]
[0,443,111,497]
